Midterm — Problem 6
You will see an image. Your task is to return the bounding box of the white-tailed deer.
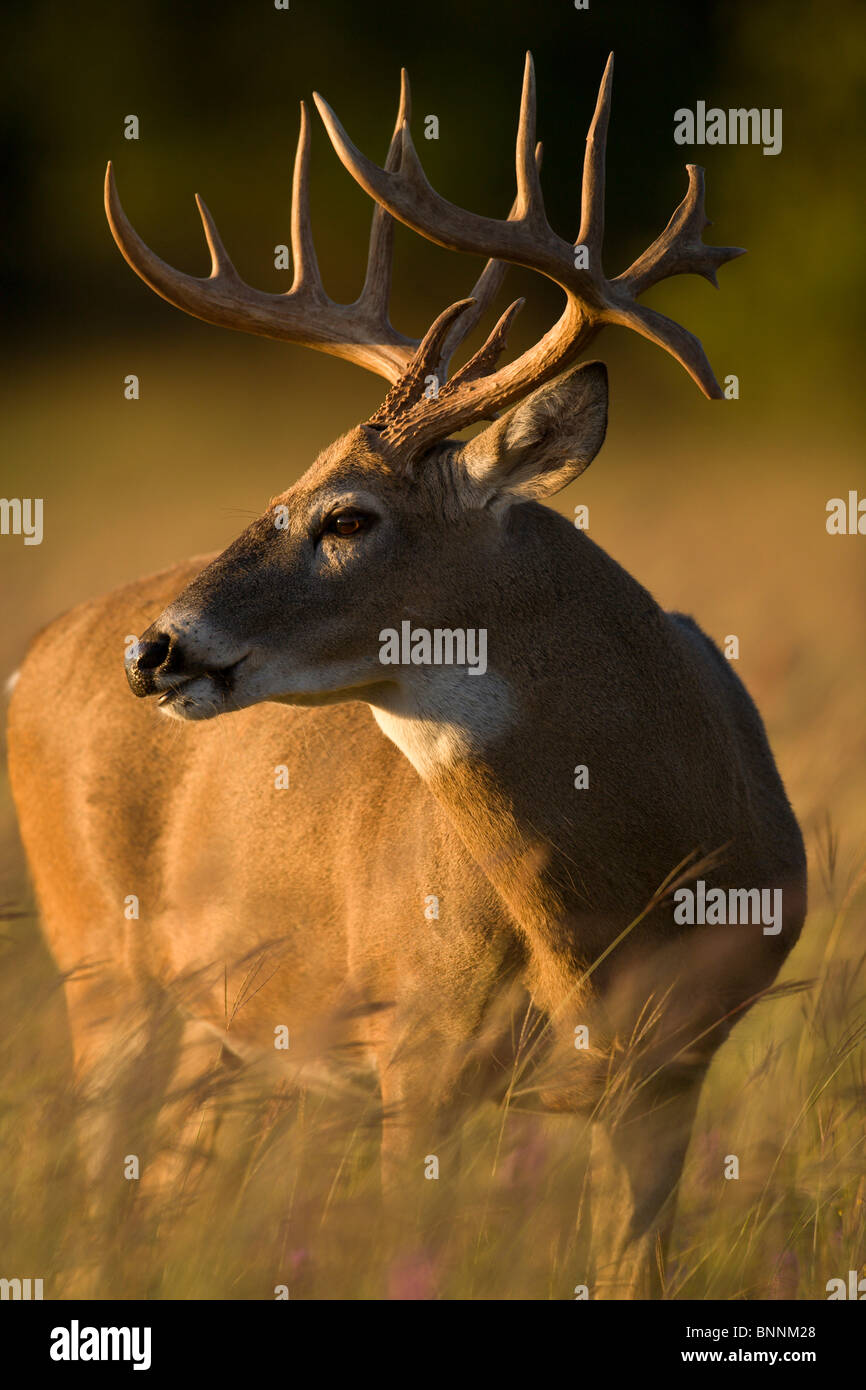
[8,54,806,1298]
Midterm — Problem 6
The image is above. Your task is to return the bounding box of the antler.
[104,73,511,387]
[106,55,743,461]
[314,52,745,454]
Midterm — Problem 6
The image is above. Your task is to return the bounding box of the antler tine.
[290,102,327,301]
[106,161,226,315]
[435,142,543,382]
[358,68,411,319]
[603,300,724,398]
[194,193,241,281]
[434,259,505,381]
[615,164,746,297]
[446,298,526,391]
[515,54,546,224]
[577,52,613,263]
[368,298,476,427]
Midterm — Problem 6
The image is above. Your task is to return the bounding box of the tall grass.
[0,865,863,1299]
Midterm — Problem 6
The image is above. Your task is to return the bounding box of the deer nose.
[126,628,179,697]
[136,633,171,670]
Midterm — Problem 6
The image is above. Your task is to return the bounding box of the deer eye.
[325,511,370,538]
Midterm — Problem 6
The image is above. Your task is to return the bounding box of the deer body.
[7,55,806,1296]
[8,485,805,1289]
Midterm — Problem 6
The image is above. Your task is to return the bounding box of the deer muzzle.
[126,625,248,705]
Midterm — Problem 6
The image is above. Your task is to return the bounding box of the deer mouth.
[156,678,199,710]
[155,656,250,718]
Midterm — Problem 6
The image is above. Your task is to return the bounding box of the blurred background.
[1,0,865,1299]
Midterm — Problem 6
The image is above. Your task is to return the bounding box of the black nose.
[126,628,175,697]
[136,633,171,670]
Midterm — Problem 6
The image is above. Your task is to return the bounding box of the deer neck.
[367,502,662,1007]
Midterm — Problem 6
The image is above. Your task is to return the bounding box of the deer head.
[114,54,743,723]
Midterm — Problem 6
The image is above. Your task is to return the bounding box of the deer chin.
[157,675,243,721]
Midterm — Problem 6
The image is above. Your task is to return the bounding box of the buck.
[8,54,806,1298]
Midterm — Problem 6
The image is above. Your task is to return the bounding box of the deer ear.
[457,360,608,502]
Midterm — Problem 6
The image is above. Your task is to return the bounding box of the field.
[1,337,864,1300]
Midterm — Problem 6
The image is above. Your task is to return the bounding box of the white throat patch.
[369,665,513,778]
